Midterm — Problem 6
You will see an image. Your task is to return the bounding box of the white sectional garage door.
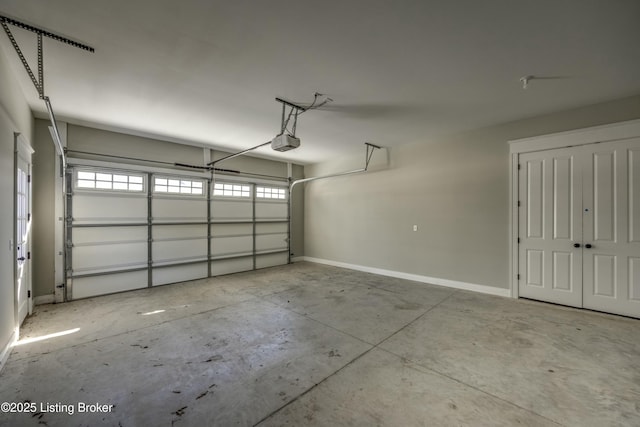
[66,165,289,300]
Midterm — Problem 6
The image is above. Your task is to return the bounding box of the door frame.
[14,132,34,332]
[508,119,640,299]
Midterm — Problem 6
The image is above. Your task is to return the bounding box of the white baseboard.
[300,256,512,298]
[291,256,305,263]
[34,294,55,305]
[0,329,15,374]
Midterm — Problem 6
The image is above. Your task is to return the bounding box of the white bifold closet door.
[519,138,640,319]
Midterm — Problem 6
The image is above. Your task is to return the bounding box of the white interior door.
[16,144,32,324]
[518,139,640,319]
[518,147,583,307]
[582,139,640,318]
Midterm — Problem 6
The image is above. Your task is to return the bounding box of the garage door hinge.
[27,251,31,260]
[517,200,521,207]
[517,164,521,170]
[517,237,520,243]
[28,175,31,183]
[517,274,520,280]
[28,213,31,221]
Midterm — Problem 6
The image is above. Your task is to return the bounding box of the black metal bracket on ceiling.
[276,97,306,137]
[1,14,94,172]
[0,15,94,51]
[0,14,94,99]
[364,142,381,169]
[276,93,332,137]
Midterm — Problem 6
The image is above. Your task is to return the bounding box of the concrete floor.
[1,262,639,427]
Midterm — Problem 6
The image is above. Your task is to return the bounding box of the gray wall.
[32,123,305,297]
[0,49,34,359]
[304,95,640,290]
[32,120,57,298]
[67,125,205,167]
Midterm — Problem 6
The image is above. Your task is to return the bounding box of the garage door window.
[76,170,145,192]
[256,186,286,199]
[154,177,204,195]
[213,182,251,198]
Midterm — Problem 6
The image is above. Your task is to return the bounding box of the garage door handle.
[585,244,592,249]
[17,257,26,261]
[573,243,581,248]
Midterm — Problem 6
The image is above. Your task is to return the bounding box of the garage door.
[66,164,289,300]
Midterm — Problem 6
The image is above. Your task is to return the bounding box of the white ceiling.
[1,0,639,164]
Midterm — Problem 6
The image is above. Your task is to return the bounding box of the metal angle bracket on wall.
[0,14,95,172]
[275,93,332,137]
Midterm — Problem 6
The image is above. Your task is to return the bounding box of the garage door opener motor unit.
[182,93,332,172]
[271,134,300,152]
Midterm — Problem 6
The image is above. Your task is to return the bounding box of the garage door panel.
[210,223,252,236]
[153,224,206,239]
[211,257,253,276]
[153,238,208,262]
[153,263,208,286]
[256,253,288,269]
[211,235,253,256]
[73,242,147,272]
[256,222,287,234]
[73,193,147,224]
[153,197,207,222]
[72,271,147,299]
[255,202,287,219]
[73,226,147,244]
[211,199,252,220]
[256,233,288,252]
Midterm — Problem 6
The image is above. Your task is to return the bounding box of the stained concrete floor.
[1,262,639,427]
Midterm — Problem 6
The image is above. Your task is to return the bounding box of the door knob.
[585,244,592,249]
[573,243,581,248]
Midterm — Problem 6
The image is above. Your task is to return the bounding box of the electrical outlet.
[413,225,418,232]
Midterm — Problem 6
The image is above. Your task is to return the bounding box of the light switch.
[413,225,418,232]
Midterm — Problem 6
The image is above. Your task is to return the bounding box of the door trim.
[509,119,640,299]
[14,132,34,333]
